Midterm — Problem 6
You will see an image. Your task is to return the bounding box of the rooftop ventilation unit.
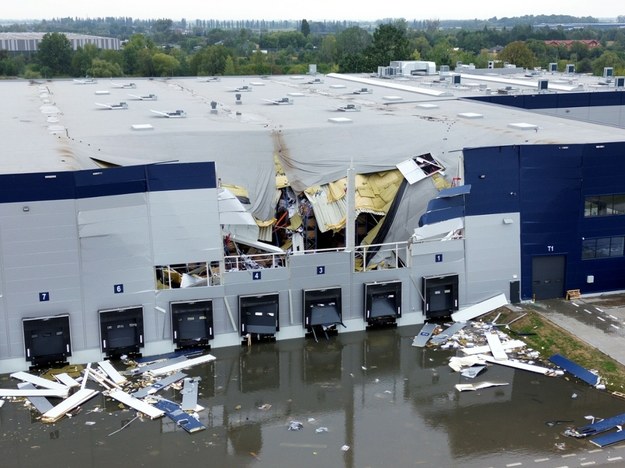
[452,74,461,85]
[549,62,557,72]
[616,77,625,89]
[538,79,548,92]
[566,64,575,74]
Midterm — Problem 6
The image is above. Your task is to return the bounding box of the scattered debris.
[316,427,328,433]
[108,415,139,437]
[0,351,217,437]
[341,444,350,452]
[288,421,304,431]
[430,322,467,346]
[460,365,486,379]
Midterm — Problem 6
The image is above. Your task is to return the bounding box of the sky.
[4,0,623,22]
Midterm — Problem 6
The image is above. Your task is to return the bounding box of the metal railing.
[354,241,409,271]
[223,241,410,273]
[224,252,288,272]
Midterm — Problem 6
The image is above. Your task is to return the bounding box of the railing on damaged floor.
[223,241,410,273]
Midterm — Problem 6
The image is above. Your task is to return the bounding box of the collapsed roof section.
[229,152,452,255]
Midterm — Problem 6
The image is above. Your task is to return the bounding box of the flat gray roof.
[2,72,625,218]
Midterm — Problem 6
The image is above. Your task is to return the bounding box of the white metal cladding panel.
[0,199,81,303]
[464,213,521,303]
[77,194,154,295]
[0,201,83,359]
[148,189,222,265]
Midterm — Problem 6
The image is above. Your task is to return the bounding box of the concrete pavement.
[519,292,625,368]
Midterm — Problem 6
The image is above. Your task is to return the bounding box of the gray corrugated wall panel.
[148,189,222,265]
[464,213,521,304]
[536,106,625,129]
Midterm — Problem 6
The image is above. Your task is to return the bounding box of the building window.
[584,194,625,217]
[582,236,625,260]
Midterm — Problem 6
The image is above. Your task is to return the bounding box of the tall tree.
[301,19,310,37]
[37,32,72,76]
[366,23,411,69]
[498,41,537,69]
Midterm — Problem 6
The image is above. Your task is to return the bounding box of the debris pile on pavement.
[0,352,216,435]
[413,305,625,447]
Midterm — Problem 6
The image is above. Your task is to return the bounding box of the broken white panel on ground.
[10,371,70,392]
[461,339,526,356]
[54,373,81,388]
[98,360,127,385]
[149,353,216,376]
[41,388,99,423]
[448,355,485,372]
[451,293,508,322]
[455,382,508,392]
[486,333,508,360]
[108,390,164,419]
[0,388,70,398]
[480,355,557,376]
[129,355,189,375]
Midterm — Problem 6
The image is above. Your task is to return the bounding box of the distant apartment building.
[0,32,120,53]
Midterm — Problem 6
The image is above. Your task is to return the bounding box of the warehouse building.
[0,67,624,372]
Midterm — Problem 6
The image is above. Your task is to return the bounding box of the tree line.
[2,17,625,79]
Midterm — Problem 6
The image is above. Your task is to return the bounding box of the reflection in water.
[0,325,624,467]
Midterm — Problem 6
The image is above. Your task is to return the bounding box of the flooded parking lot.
[1,324,625,467]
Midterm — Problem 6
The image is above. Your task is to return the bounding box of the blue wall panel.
[464,146,520,216]
[0,162,217,204]
[467,91,625,110]
[464,142,625,299]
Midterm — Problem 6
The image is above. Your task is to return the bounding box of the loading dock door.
[303,287,343,329]
[171,300,214,349]
[365,281,401,324]
[423,274,459,319]
[239,293,279,336]
[99,307,144,357]
[23,315,72,366]
[532,255,566,300]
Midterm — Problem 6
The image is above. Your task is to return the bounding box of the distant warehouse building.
[0,32,120,53]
